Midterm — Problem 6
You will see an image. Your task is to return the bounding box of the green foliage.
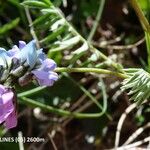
[121,68,150,105]
[21,0,150,106]
[137,0,150,70]
[21,0,122,74]
[0,18,20,35]
[0,0,28,47]
[0,0,150,149]
[138,0,150,18]
[17,0,114,123]
[22,1,51,8]
[22,0,91,63]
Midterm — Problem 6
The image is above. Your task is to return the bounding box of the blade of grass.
[88,0,105,42]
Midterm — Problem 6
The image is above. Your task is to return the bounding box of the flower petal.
[0,48,11,68]
[2,90,14,104]
[32,70,49,79]
[19,40,37,68]
[0,88,14,124]
[32,70,58,86]
[0,85,5,95]
[37,49,46,62]
[42,59,57,71]
[4,110,17,129]
[0,99,14,124]
[7,45,20,58]
[19,41,26,49]
[48,71,58,81]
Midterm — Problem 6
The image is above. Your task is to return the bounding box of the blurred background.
[0,0,150,149]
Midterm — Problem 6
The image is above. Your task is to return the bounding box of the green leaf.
[22,1,49,8]
[30,13,51,26]
[72,42,89,54]
[41,8,59,14]
[138,0,150,11]
[40,25,66,43]
[49,36,81,52]
[42,0,52,6]
[121,69,150,105]
[0,18,20,35]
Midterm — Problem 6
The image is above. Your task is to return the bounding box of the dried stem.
[115,103,137,148]
[25,6,40,49]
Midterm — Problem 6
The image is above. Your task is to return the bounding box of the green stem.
[55,67,128,79]
[17,86,46,97]
[19,97,109,118]
[63,73,111,120]
[88,0,105,42]
[130,0,150,69]
[130,0,150,34]
[18,66,125,99]
[17,73,111,119]
[145,32,150,68]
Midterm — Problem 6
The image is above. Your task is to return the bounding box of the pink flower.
[0,85,17,129]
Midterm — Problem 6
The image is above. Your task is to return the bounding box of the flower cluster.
[0,40,58,129]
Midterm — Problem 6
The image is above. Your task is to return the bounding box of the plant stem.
[130,0,150,34]
[17,67,127,100]
[17,86,47,98]
[55,67,128,79]
[145,32,150,69]
[19,97,110,118]
[63,73,111,120]
[88,0,105,42]
[130,0,150,69]
[25,6,40,49]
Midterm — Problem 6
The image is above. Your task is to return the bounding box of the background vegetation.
[0,0,150,149]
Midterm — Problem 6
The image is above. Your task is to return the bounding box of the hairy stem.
[55,67,128,79]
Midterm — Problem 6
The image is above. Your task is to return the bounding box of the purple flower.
[1,40,58,87]
[7,41,26,58]
[7,40,37,69]
[32,58,58,86]
[0,85,17,129]
[0,40,58,129]
[7,45,19,58]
